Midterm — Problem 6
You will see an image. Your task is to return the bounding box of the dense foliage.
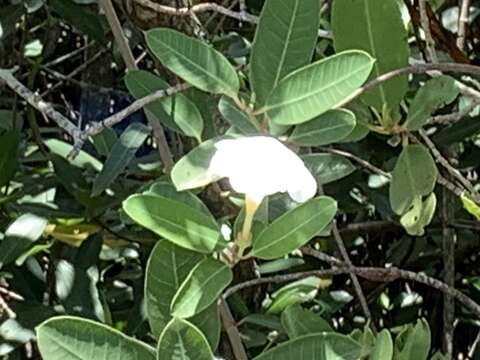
[1,0,480,359]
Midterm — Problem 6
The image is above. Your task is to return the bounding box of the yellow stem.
[237,196,260,256]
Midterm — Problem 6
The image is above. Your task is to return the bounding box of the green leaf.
[125,70,204,141]
[91,127,117,157]
[146,180,212,216]
[0,213,48,268]
[290,109,356,146]
[265,50,375,125]
[394,319,431,360]
[252,333,361,360]
[171,138,220,191]
[461,193,480,220]
[267,277,324,314]
[302,154,356,185]
[50,0,105,43]
[389,144,438,215]
[218,97,260,135]
[405,76,459,130]
[371,329,393,360]
[171,258,233,318]
[258,258,305,275]
[36,316,156,360]
[281,304,333,339]
[92,122,150,196]
[253,197,337,259]
[250,0,320,107]
[332,0,409,113]
[146,28,239,98]
[0,129,19,187]
[45,139,103,171]
[145,241,219,348]
[400,193,437,236]
[157,318,214,360]
[433,114,480,146]
[123,194,225,253]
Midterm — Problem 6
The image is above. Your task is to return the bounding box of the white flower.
[208,136,317,205]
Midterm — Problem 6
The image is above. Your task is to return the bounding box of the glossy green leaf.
[218,96,260,135]
[125,70,204,141]
[145,241,219,348]
[45,139,103,171]
[171,258,233,318]
[394,319,431,360]
[253,197,337,259]
[302,154,356,185]
[258,258,305,275]
[157,318,214,360]
[123,194,225,253]
[0,213,48,268]
[290,109,356,146]
[371,329,393,360]
[146,28,239,98]
[341,101,371,142]
[389,144,438,215]
[36,316,156,360]
[50,0,104,43]
[253,333,361,360]
[92,122,150,196]
[267,277,323,314]
[281,304,333,339]
[405,76,459,130]
[332,0,409,113]
[171,138,220,191]
[265,51,375,125]
[250,0,320,107]
[0,129,19,187]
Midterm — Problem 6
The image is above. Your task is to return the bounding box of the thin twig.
[223,265,480,319]
[43,41,94,68]
[133,0,332,38]
[0,68,78,137]
[331,221,373,325]
[219,299,249,360]
[419,0,438,63]
[417,130,480,202]
[457,0,471,51]
[98,0,175,171]
[429,99,480,125]
[318,147,391,179]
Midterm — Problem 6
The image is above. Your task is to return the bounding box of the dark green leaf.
[302,153,356,184]
[171,258,233,318]
[405,76,459,130]
[253,197,337,259]
[252,333,361,360]
[332,0,409,113]
[50,0,104,43]
[125,70,204,141]
[389,144,438,215]
[290,109,356,146]
[218,97,260,135]
[250,0,320,107]
[281,304,333,339]
[92,122,150,196]
[0,129,19,187]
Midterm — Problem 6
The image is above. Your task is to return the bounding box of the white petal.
[287,165,318,203]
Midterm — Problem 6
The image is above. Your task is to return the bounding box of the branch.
[223,264,480,319]
[457,0,471,51]
[219,299,249,360]
[0,68,79,138]
[419,0,438,63]
[133,0,332,38]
